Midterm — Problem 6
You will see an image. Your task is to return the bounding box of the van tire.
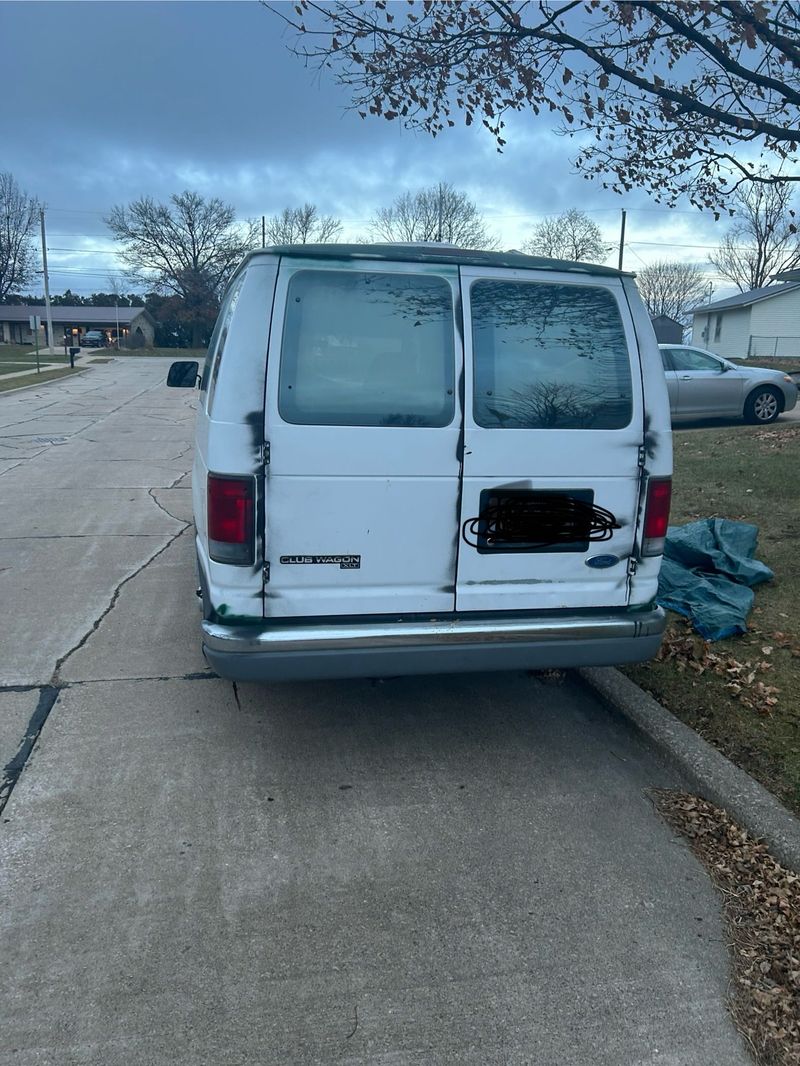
[744,386,781,424]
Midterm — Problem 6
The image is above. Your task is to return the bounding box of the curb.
[579,665,800,874]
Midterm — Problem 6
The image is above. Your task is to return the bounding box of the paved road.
[0,359,749,1065]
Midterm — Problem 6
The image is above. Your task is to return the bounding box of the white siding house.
[692,282,800,360]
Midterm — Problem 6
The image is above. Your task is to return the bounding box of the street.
[0,359,750,1065]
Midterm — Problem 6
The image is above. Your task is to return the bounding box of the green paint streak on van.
[213,603,262,625]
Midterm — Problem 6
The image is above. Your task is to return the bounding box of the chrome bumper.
[201,607,666,682]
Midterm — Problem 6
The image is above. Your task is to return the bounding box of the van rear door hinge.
[637,445,646,468]
[263,561,270,584]
[627,557,638,576]
[262,441,271,466]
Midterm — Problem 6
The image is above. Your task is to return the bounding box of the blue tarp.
[656,519,773,641]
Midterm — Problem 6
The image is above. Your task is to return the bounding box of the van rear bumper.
[201,606,666,682]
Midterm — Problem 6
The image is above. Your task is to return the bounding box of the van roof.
[243,243,631,278]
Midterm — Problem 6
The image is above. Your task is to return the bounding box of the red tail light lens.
[208,474,254,565]
[642,477,672,557]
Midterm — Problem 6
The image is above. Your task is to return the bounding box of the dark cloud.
[3,0,726,293]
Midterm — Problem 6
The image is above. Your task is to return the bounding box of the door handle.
[680,375,692,380]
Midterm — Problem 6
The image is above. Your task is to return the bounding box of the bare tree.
[273,2,800,210]
[636,260,711,325]
[0,172,39,302]
[523,209,610,263]
[106,191,256,346]
[264,203,342,244]
[709,184,800,292]
[371,182,497,248]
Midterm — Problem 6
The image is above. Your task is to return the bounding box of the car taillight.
[208,474,254,565]
[642,477,672,557]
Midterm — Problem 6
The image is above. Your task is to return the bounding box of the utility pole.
[40,209,55,355]
[617,209,627,271]
[261,216,266,248]
[437,183,443,243]
[114,297,121,350]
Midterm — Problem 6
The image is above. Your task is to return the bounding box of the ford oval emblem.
[586,554,620,569]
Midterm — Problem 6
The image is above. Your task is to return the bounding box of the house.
[0,305,156,348]
[691,282,800,360]
[650,314,684,344]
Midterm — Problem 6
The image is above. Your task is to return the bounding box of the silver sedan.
[659,344,798,424]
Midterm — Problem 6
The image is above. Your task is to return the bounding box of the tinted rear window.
[279,269,455,427]
[471,280,633,429]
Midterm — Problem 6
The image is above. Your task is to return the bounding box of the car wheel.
[744,386,782,424]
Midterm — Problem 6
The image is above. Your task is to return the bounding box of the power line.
[36,268,134,279]
[628,240,720,250]
[624,243,649,269]
[46,247,118,254]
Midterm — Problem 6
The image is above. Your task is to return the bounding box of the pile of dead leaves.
[753,426,800,451]
[653,790,800,1065]
[656,624,780,716]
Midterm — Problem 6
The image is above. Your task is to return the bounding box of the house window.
[714,314,722,341]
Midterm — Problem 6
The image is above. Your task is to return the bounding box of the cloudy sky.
[3,0,732,296]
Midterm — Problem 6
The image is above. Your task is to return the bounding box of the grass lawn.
[624,419,800,814]
[116,347,206,358]
[0,367,83,394]
[0,345,69,364]
[0,344,207,363]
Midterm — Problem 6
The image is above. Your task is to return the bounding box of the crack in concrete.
[0,534,169,541]
[167,466,192,489]
[147,486,191,525]
[0,437,54,450]
[0,686,60,816]
[0,378,163,461]
[51,525,190,685]
[0,368,199,805]
[55,671,217,686]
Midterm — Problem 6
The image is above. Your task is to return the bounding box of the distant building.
[0,305,156,348]
[650,315,684,344]
[691,282,800,360]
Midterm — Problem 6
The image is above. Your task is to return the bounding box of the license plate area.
[465,488,617,554]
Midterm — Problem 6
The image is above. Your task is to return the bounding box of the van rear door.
[263,258,461,618]
[456,268,643,612]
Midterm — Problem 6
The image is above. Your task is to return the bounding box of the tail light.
[208,474,254,565]
[641,477,672,557]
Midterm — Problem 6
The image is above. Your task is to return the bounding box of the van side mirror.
[167,360,200,388]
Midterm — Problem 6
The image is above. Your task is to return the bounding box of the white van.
[167,244,672,681]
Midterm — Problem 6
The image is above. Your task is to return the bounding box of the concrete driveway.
[0,359,750,1065]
